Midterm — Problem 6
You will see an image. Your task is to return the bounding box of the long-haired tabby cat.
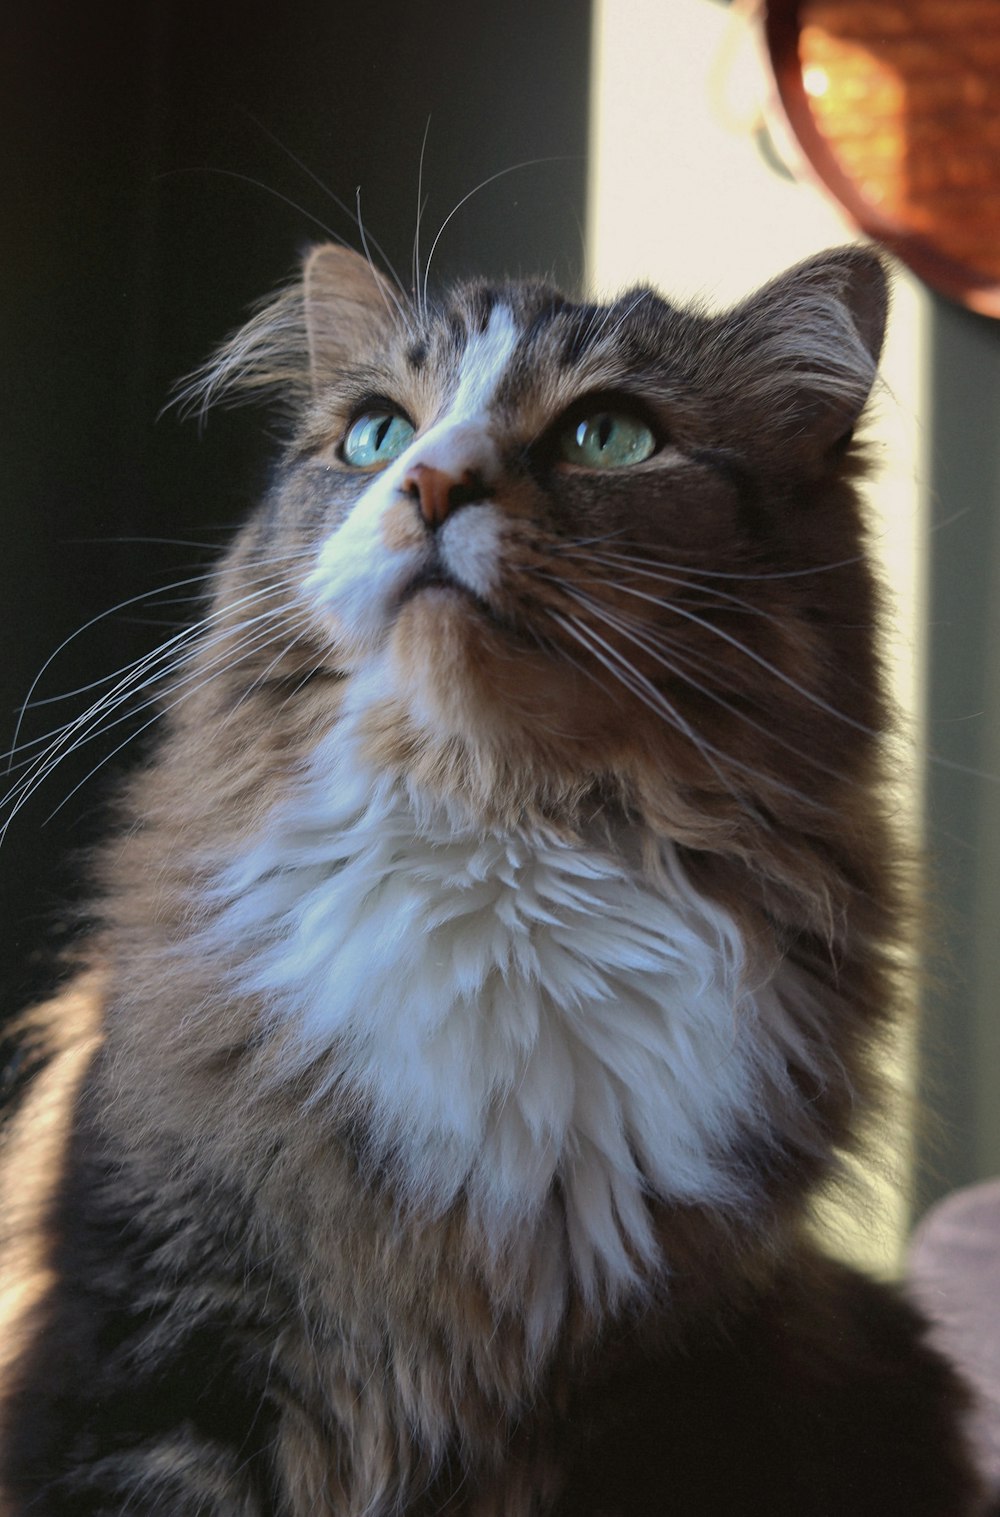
[0,243,989,1515]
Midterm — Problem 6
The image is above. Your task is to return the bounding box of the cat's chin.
[388,588,632,757]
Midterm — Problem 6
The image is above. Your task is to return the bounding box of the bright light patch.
[803,65,828,97]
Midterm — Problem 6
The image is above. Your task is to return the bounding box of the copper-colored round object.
[765,0,1000,316]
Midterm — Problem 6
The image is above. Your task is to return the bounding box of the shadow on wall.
[0,0,591,1017]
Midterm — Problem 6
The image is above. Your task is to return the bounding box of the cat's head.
[189,243,888,838]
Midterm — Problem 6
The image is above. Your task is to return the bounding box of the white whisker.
[564,586,846,788]
[572,544,866,583]
[568,553,779,626]
[39,611,315,830]
[592,289,653,347]
[9,566,300,738]
[354,186,414,340]
[596,575,878,739]
[161,165,345,249]
[2,574,308,833]
[420,157,567,311]
[243,113,407,293]
[6,571,232,771]
[545,609,753,810]
[412,116,433,315]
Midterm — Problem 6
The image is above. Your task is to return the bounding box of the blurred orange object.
[765,0,1000,315]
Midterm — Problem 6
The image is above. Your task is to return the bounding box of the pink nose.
[402,464,483,529]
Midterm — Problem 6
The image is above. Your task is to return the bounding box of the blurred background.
[2,0,998,1270]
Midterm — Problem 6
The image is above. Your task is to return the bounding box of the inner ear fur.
[304,244,405,386]
[717,245,890,463]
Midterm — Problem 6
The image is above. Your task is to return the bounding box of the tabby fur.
[0,244,986,1514]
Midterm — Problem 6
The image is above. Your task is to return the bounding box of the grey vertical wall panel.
[919,294,1000,1210]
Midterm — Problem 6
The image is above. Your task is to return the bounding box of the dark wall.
[0,1,592,1012]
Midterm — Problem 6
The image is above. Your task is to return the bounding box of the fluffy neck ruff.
[202,719,828,1307]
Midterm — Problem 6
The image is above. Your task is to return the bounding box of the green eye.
[560,411,656,469]
[342,411,416,469]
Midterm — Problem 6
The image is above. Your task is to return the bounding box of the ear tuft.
[172,244,406,423]
[715,246,890,464]
[304,244,405,385]
[172,279,309,422]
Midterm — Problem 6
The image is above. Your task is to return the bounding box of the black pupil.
[375,415,393,450]
[597,415,613,449]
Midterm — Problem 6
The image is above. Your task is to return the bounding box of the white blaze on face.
[306,306,520,651]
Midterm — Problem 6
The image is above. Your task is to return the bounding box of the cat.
[0,242,988,1515]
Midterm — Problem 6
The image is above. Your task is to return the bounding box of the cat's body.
[0,244,987,1513]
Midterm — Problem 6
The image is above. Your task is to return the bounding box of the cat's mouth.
[402,562,459,597]
[399,559,493,619]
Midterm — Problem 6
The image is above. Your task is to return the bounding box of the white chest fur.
[205,725,811,1305]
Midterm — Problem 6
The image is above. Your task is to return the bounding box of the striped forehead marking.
[448,305,520,420]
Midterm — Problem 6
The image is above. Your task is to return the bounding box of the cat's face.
[199,244,888,830]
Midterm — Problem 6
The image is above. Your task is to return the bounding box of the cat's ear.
[718,246,888,465]
[174,245,405,420]
[303,244,403,386]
